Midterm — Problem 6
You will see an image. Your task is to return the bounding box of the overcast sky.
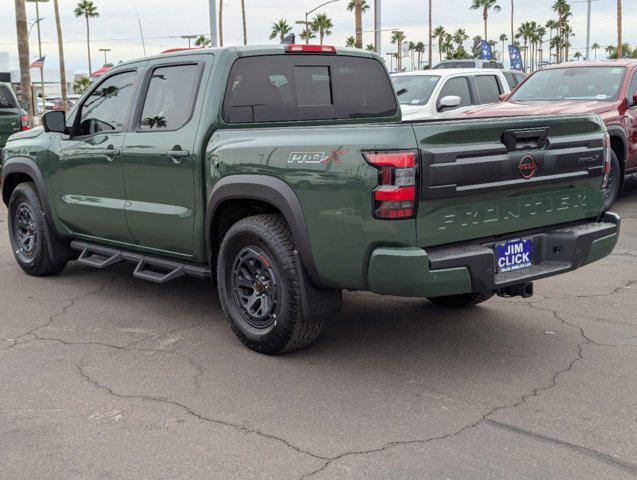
[1,0,635,75]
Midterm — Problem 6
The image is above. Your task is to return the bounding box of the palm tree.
[14,0,33,122]
[195,35,211,47]
[365,43,375,52]
[545,19,558,64]
[617,0,622,59]
[573,51,582,61]
[499,33,507,62]
[311,13,333,45]
[592,42,600,60]
[433,26,446,63]
[347,0,368,43]
[552,0,572,63]
[73,75,92,95]
[345,36,356,47]
[241,0,247,45]
[300,28,316,43]
[52,0,67,110]
[471,0,501,41]
[74,0,99,74]
[407,41,416,70]
[269,19,292,41]
[415,41,425,69]
[428,0,433,73]
[390,31,406,71]
[218,0,224,46]
[442,33,454,60]
[516,21,535,71]
[347,0,370,12]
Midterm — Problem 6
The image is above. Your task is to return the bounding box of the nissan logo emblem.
[519,155,537,179]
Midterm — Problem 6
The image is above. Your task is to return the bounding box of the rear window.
[0,85,17,109]
[223,55,397,123]
[475,75,502,103]
[503,72,517,89]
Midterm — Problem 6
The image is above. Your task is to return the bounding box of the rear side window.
[438,77,472,108]
[0,85,17,109]
[223,55,397,123]
[139,64,201,130]
[475,75,502,103]
[514,73,526,85]
[503,72,517,89]
[76,70,136,135]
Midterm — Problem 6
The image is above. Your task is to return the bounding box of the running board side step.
[71,241,211,284]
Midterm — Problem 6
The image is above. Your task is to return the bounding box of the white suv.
[391,68,526,121]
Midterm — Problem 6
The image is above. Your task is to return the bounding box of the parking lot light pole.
[98,48,110,66]
[297,0,340,45]
[26,0,48,115]
[208,0,218,47]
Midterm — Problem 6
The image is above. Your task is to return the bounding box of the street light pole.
[297,0,340,45]
[26,0,48,114]
[99,48,111,66]
[180,35,198,48]
[585,0,591,60]
[208,0,218,47]
[374,0,381,54]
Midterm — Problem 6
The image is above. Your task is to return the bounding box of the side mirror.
[499,93,509,102]
[42,110,67,134]
[438,95,462,111]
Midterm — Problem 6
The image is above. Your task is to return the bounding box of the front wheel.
[428,291,495,308]
[603,150,621,210]
[216,214,324,354]
[7,182,67,276]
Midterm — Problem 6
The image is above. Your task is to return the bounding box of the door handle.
[167,149,190,164]
[104,146,120,161]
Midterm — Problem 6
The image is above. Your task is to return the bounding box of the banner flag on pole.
[508,45,524,71]
[479,40,493,60]
[29,56,45,69]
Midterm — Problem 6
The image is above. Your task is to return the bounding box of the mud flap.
[293,250,342,323]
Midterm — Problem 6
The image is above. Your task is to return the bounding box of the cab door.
[50,69,140,242]
[120,58,207,257]
[624,69,637,171]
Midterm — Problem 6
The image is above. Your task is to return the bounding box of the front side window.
[626,73,637,106]
[438,77,472,108]
[223,55,397,123]
[392,75,441,106]
[475,75,502,103]
[139,64,201,130]
[76,71,136,136]
[0,85,17,109]
[511,66,627,102]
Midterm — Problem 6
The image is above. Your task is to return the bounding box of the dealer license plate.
[495,239,533,273]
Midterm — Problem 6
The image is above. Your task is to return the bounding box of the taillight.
[20,115,30,131]
[364,151,417,220]
[601,133,611,189]
[285,44,336,54]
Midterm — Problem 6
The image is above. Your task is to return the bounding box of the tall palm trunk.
[510,0,514,46]
[241,0,247,45]
[85,14,92,73]
[428,0,432,69]
[617,0,622,59]
[355,0,362,48]
[218,0,224,47]
[14,0,33,123]
[483,8,488,40]
[53,0,67,110]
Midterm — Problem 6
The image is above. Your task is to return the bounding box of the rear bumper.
[367,212,620,297]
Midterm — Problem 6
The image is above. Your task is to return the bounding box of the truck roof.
[542,59,637,69]
[117,44,377,68]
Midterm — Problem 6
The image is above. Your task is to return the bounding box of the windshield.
[511,66,627,101]
[0,85,18,109]
[392,75,441,106]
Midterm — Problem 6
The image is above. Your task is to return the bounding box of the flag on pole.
[30,56,46,69]
[508,45,524,71]
[479,40,493,60]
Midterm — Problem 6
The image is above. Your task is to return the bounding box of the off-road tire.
[7,182,67,276]
[428,291,495,308]
[217,214,324,354]
[603,150,621,210]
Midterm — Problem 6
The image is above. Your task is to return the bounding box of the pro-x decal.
[288,149,348,165]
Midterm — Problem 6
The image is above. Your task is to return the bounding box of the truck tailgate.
[412,115,607,247]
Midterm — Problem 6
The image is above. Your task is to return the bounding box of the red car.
[463,60,637,208]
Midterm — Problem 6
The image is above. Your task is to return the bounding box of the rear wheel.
[603,150,621,210]
[7,182,67,276]
[216,214,324,354]
[428,291,495,308]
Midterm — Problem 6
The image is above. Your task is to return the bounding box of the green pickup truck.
[0,82,27,151]
[0,45,620,354]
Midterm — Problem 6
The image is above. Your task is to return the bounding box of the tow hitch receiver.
[497,282,534,299]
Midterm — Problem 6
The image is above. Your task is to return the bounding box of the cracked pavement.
[1,180,636,479]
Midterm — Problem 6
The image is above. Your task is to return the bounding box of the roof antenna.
[280,33,295,45]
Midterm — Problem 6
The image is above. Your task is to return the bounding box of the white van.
[391,68,526,121]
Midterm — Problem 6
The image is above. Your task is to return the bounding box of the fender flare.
[2,157,75,262]
[205,174,323,287]
[606,125,628,167]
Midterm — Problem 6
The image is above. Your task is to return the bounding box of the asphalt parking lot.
[0,181,635,480]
